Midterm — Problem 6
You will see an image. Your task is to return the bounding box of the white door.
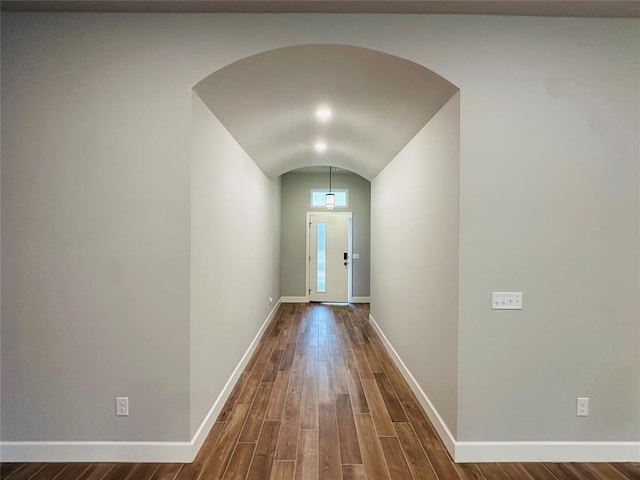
[308,213,350,303]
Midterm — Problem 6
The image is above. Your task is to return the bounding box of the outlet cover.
[492,292,523,310]
[116,397,129,416]
[577,397,589,417]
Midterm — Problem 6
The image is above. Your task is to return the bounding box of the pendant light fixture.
[326,166,335,210]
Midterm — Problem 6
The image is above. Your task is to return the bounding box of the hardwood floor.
[2,303,639,480]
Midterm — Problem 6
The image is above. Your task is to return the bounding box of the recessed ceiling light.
[315,108,333,122]
[314,141,327,153]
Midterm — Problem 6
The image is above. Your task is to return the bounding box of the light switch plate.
[492,292,523,310]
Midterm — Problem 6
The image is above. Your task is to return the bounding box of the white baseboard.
[0,441,194,464]
[455,441,640,463]
[349,296,370,303]
[0,300,282,464]
[368,313,640,463]
[368,313,457,457]
[280,296,308,303]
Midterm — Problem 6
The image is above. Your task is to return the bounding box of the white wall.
[280,171,370,298]
[1,12,638,460]
[371,93,461,436]
[190,93,280,436]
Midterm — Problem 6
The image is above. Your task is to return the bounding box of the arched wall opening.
[190,44,461,458]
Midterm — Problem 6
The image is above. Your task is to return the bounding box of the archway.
[190,44,461,459]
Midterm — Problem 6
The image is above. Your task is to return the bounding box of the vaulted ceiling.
[195,45,458,180]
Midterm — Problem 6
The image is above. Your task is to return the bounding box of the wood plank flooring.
[2,303,638,480]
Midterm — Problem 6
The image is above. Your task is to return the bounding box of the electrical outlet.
[269,297,273,305]
[577,397,589,417]
[116,397,129,416]
[492,292,523,310]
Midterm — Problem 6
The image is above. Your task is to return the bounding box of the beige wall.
[1,12,638,452]
[190,93,281,435]
[280,171,370,298]
[371,93,461,435]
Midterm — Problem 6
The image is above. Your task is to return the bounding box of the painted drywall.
[280,172,370,298]
[1,12,638,452]
[0,14,193,441]
[371,93,461,435]
[451,17,639,442]
[190,93,281,436]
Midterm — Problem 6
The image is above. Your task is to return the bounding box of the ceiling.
[2,0,639,16]
[195,45,458,180]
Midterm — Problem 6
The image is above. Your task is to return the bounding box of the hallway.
[2,303,638,480]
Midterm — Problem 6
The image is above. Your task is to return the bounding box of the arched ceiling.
[194,45,458,180]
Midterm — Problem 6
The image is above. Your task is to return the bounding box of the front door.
[308,213,350,303]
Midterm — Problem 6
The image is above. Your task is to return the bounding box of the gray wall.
[1,12,638,451]
[371,93,460,435]
[1,14,193,442]
[190,94,281,435]
[453,19,639,442]
[280,172,371,298]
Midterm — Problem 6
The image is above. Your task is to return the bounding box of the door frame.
[305,211,353,303]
